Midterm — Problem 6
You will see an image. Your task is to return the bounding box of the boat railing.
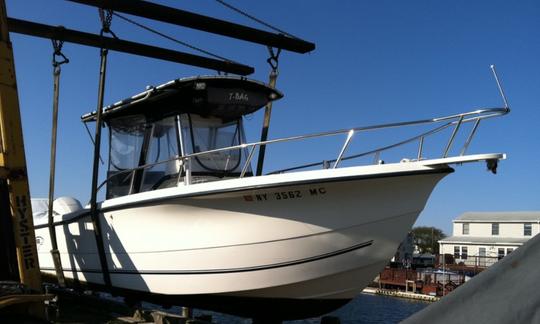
[96,106,508,193]
[185,107,508,178]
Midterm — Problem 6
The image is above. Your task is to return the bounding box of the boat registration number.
[243,187,326,202]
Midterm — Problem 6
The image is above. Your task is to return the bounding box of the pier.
[363,287,439,302]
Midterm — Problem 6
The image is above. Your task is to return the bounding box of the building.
[438,211,540,267]
[393,232,415,266]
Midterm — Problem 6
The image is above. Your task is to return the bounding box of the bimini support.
[88,8,114,290]
[47,37,69,288]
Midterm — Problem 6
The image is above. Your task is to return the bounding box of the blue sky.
[6,0,540,234]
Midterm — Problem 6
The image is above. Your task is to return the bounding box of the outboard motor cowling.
[53,197,83,215]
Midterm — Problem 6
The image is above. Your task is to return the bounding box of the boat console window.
[107,115,147,198]
[140,116,180,192]
[180,114,246,175]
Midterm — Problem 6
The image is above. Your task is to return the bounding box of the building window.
[507,248,513,254]
[492,223,499,236]
[479,247,486,267]
[454,246,460,258]
[524,223,532,236]
[463,223,469,235]
[498,248,505,260]
[461,246,468,260]
[478,247,486,256]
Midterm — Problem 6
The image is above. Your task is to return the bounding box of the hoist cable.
[112,12,239,64]
[214,0,302,40]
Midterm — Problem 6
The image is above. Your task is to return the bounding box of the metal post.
[47,62,66,287]
[333,130,354,169]
[184,157,192,185]
[417,136,424,160]
[255,69,277,176]
[88,48,112,288]
[443,116,464,158]
[0,0,44,317]
[240,145,256,178]
[181,306,192,318]
[460,119,481,156]
[373,151,380,165]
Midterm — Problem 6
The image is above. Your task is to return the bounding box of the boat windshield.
[180,114,245,175]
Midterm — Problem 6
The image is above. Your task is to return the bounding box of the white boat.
[33,75,508,319]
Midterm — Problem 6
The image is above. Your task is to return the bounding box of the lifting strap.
[89,8,115,290]
[255,46,281,176]
[47,37,69,287]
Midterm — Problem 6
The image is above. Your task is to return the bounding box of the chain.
[51,32,69,70]
[98,8,118,39]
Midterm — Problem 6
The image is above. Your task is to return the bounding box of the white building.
[439,211,540,267]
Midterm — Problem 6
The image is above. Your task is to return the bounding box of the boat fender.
[53,196,83,215]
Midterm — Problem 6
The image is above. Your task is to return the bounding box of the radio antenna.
[490,64,510,110]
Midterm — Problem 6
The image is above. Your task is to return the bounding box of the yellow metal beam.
[0,0,44,318]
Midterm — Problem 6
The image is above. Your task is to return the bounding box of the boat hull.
[35,166,450,318]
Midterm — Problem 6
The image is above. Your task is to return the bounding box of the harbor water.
[190,293,430,323]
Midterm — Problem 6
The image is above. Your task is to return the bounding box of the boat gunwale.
[34,166,452,230]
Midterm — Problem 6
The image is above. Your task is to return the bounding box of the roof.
[81,75,283,122]
[454,211,540,223]
[439,235,530,245]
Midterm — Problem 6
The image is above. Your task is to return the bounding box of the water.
[191,293,430,324]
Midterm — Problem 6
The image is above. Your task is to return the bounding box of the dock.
[402,229,540,323]
[362,287,439,302]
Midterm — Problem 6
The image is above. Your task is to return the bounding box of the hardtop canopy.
[81,75,283,122]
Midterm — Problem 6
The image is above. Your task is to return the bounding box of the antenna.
[490,64,510,110]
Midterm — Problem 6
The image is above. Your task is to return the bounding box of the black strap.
[49,38,69,287]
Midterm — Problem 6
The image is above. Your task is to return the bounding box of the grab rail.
[96,106,508,193]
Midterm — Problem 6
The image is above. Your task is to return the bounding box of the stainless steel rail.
[96,107,509,192]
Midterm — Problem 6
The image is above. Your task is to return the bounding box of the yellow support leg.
[0,0,44,319]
